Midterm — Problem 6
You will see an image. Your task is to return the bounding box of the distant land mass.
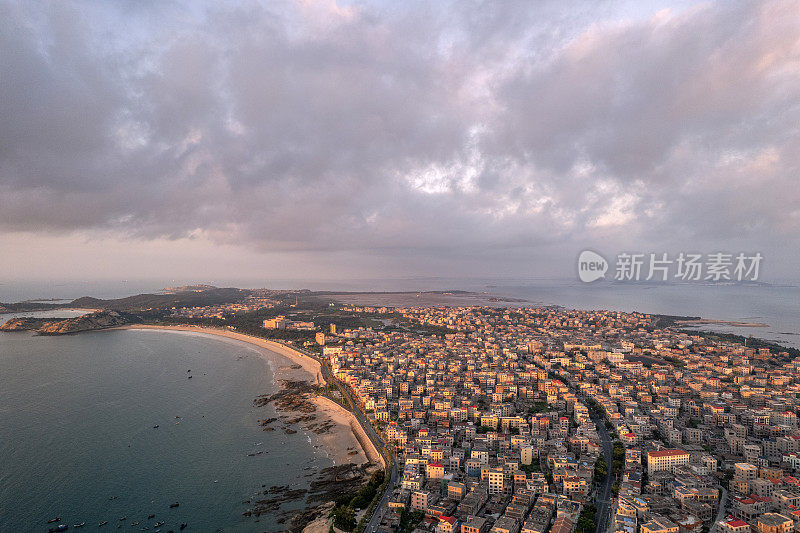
[69,287,250,311]
[1,284,798,360]
[159,284,220,294]
[0,301,65,313]
[0,285,531,336]
[0,286,524,315]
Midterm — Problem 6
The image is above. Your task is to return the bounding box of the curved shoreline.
[113,324,383,468]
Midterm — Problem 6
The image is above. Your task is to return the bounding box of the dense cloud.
[1,0,799,278]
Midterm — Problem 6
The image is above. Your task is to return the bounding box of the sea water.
[0,328,331,532]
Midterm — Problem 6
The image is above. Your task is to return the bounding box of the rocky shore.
[249,375,381,532]
[242,463,372,531]
[0,317,51,331]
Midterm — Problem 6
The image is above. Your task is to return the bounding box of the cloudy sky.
[1,0,799,285]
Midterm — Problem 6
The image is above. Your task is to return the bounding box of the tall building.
[647,449,690,476]
[521,445,535,465]
[487,467,505,495]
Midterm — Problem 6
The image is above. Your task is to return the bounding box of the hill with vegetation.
[69,287,251,311]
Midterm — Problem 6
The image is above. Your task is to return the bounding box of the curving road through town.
[315,352,397,532]
[590,409,615,533]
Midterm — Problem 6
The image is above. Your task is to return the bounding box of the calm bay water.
[0,328,331,532]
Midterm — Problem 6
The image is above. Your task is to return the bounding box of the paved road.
[561,373,614,533]
[709,485,729,533]
[314,353,396,532]
[557,371,615,533]
[317,356,386,449]
[365,457,398,533]
[591,409,615,533]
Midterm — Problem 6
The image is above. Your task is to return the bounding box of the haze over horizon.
[2,0,799,283]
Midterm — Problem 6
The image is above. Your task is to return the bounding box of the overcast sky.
[2,0,799,285]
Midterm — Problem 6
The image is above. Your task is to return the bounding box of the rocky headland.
[0,311,129,334]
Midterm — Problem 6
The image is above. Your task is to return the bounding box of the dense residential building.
[308,303,799,533]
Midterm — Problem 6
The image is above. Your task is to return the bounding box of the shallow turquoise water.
[0,328,331,532]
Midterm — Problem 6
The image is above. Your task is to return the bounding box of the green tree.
[399,509,424,533]
[594,456,608,483]
[332,505,356,531]
[612,443,625,475]
[521,462,540,474]
[576,504,597,533]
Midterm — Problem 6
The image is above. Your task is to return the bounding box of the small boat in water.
[180,524,187,530]
[74,523,85,528]
[154,522,164,527]
[153,425,159,429]
[48,525,68,532]
[187,375,192,379]
[99,521,108,527]
[169,502,179,508]
[147,514,155,519]
[48,517,61,523]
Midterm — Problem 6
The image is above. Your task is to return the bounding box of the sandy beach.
[116,325,382,469]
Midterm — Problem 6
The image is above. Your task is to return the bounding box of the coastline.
[114,325,383,468]
[676,318,769,328]
[117,324,324,384]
